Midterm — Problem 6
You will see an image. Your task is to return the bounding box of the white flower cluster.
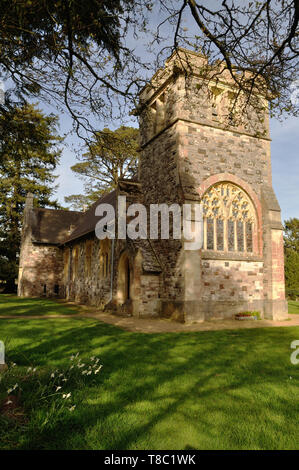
[70,353,103,376]
[1,353,103,415]
[48,353,103,412]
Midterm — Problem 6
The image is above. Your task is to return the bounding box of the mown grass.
[0,294,78,316]
[288,301,299,314]
[0,295,298,450]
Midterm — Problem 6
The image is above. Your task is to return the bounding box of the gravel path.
[1,300,299,333]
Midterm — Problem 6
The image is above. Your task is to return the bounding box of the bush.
[286,289,299,301]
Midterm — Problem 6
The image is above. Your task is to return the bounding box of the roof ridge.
[33,207,82,215]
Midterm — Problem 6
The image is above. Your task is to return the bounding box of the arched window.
[99,239,110,279]
[202,182,256,253]
[85,240,93,277]
[72,246,79,281]
[117,252,131,304]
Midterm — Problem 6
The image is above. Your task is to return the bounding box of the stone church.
[18,49,288,322]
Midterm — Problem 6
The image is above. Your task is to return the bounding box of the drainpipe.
[108,238,115,303]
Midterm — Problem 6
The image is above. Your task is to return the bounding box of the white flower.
[62,393,71,400]
[56,386,62,392]
[5,400,13,405]
[69,405,76,412]
[50,373,55,378]
[77,363,85,368]
[7,383,18,394]
[27,367,32,372]
[94,365,103,374]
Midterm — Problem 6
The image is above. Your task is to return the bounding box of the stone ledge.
[201,251,263,262]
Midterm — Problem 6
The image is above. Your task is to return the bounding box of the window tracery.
[202,182,256,253]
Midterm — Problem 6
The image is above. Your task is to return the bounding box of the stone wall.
[201,258,264,316]
[111,239,161,318]
[18,242,64,298]
[177,121,271,201]
[18,200,64,298]
[139,123,186,305]
[64,237,112,307]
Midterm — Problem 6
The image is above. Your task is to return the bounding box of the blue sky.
[270,116,299,222]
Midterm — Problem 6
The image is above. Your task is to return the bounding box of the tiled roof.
[62,190,116,244]
[31,208,82,244]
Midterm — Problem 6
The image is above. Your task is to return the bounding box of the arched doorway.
[117,252,132,305]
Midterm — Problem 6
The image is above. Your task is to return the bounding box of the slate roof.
[30,208,82,244]
[62,190,117,244]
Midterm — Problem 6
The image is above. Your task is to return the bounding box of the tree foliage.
[65,126,139,210]
[0,0,151,139]
[0,1,298,143]
[284,218,299,299]
[0,102,62,291]
[157,1,299,117]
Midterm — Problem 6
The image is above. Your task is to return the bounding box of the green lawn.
[288,301,299,314]
[0,295,299,450]
[0,294,79,316]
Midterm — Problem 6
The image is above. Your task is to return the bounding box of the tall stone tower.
[136,48,287,321]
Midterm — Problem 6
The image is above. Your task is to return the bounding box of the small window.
[54,284,59,295]
[85,240,93,277]
[99,240,111,279]
[43,284,47,294]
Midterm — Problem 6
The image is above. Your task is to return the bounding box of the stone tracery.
[202,182,256,253]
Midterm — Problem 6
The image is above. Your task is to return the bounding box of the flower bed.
[234,311,260,321]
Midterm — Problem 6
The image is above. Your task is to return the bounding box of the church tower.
[136,48,287,321]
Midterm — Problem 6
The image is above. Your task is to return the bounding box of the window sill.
[201,250,263,262]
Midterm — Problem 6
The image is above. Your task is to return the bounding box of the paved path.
[1,300,299,333]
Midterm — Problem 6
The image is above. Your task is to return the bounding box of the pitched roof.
[29,188,162,273]
[62,190,117,244]
[31,208,82,244]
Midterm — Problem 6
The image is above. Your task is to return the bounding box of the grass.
[288,301,299,314]
[0,295,299,450]
[0,294,79,316]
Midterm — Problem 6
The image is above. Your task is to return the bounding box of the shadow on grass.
[0,294,78,316]
[288,301,299,314]
[1,317,298,450]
